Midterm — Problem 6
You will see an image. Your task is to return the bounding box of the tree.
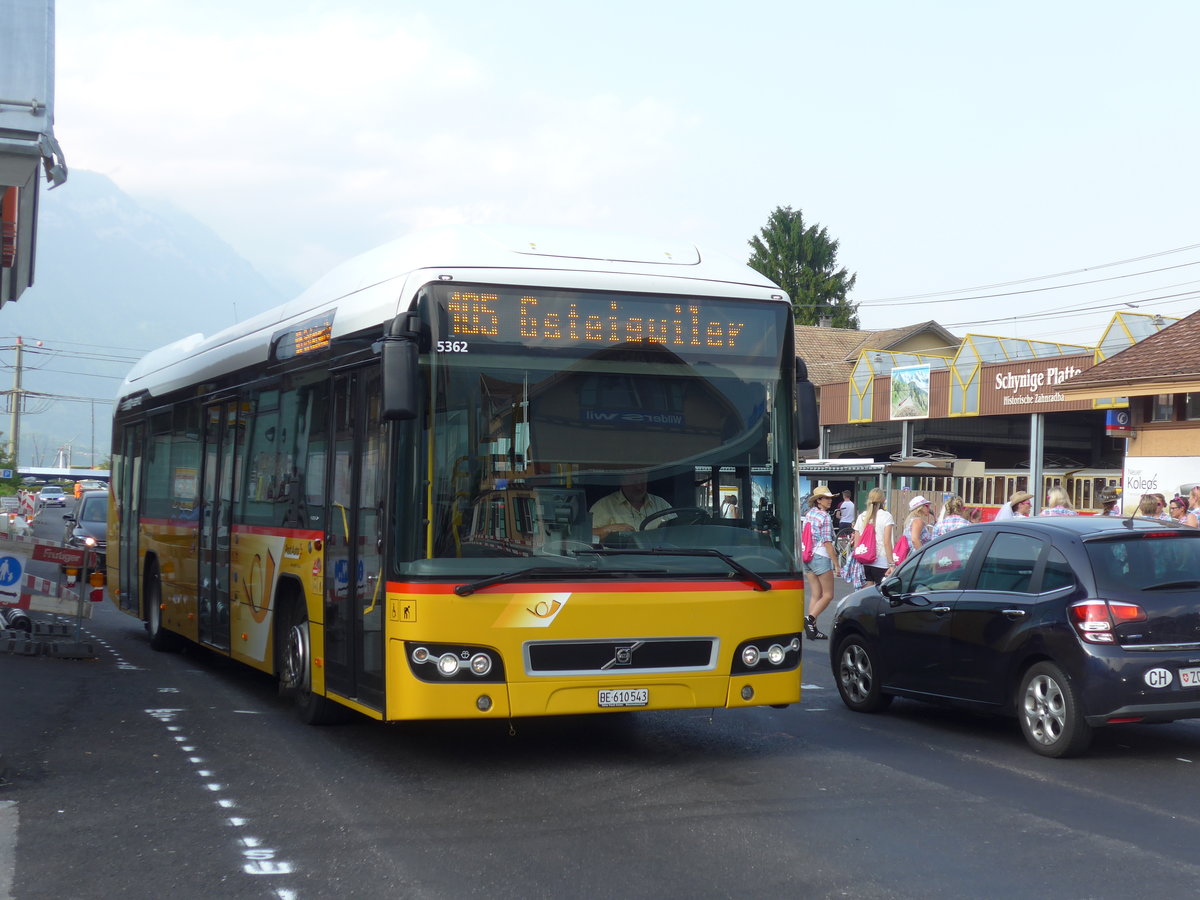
[747,206,860,328]
[0,437,17,496]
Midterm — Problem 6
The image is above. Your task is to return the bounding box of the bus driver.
[591,472,672,542]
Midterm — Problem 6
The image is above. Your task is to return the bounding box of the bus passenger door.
[116,425,142,614]
[323,370,385,709]
[198,402,234,651]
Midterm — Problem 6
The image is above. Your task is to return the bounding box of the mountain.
[0,171,293,467]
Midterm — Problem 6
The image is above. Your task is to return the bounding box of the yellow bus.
[109,225,819,723]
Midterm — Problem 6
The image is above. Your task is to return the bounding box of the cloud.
[53,6,699,291]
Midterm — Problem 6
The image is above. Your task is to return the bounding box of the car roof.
[78,490,108,500]
[979,516,1200,539]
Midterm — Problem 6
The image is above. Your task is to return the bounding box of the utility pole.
[8,336,22,465]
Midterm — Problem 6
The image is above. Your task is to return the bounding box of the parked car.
[830,516,1200,757]
[62,490,108,567]
[38,485,67,508]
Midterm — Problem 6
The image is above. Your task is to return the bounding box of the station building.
[1061,307,1200,513]
[796,311,1181,515]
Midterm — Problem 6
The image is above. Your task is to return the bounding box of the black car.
[830,516,1200,757]
[62,490,108,567]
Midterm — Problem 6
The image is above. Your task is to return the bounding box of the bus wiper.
[454,564,667,596]
[579,547,772,592]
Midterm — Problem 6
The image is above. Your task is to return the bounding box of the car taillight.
[1069,599,1146,644]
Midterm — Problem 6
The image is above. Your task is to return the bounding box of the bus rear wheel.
[278,599,348,725]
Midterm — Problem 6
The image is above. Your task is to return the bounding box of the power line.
[856,242,1200,304]
[943,290,1200,329]
[0,336,153,355]
[856,258,1200,308]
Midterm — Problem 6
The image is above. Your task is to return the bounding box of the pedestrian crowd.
[803,481,1200,636]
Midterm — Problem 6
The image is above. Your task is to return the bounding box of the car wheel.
[1017,661,1092,758]
[833,634,893,713]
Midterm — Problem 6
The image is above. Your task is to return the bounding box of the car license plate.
[598,688,648,708]
[1179,667,1200,688]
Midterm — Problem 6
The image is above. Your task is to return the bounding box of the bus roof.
[117,224,788,404]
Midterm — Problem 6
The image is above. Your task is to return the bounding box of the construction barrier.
[0,529,100,658]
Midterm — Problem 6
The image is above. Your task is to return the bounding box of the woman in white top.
[853,487,894,586]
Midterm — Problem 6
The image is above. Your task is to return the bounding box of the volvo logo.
[603,641,644,669]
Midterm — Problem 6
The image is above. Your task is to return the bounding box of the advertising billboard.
[1122,456,1200,516]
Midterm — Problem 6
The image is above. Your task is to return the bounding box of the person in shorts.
[802,485,837,640]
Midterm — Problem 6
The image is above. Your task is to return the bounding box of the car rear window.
[1086,535,1200,592]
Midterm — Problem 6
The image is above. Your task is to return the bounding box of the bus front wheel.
[145,562,180,652]
[278,600,347,725]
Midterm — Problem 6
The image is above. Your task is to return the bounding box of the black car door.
[947,531,1058,705]
[877,529,982,697]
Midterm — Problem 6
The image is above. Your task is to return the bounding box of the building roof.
[795,320,959,385]
[1060,308,1200,399]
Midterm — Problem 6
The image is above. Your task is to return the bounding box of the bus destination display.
[272,312,335,361]
[432,285,783,357]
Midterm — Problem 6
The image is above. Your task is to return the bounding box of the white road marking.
[145,707,298,894]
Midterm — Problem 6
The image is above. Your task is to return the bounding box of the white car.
[38,485,67,508]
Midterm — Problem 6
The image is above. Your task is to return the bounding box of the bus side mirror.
[381,338,419,421]
[796,378,819,450]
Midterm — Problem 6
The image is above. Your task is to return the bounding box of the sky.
[47,0,1200,350]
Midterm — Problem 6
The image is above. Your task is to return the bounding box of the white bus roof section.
[118,224,788,403]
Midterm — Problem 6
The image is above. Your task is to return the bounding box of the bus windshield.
[398,284,798,578]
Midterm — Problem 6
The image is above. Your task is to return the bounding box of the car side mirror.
[879,575,904,603]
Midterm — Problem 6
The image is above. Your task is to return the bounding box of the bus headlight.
[732,633,802,674]
[404,641,505,683]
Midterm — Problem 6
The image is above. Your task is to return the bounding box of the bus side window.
[285,375,328,532]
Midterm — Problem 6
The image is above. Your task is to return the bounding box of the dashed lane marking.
[146,708,298,897]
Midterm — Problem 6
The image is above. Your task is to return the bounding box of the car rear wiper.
[578,547,771,592]
[1141,580,1200,591]
[454,564,667,596]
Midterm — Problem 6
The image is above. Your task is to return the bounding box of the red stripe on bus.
[138,519,322,540]
[387,579,804,594]
[234,524,324,539]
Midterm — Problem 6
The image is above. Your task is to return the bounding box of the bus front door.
[323,369,384,709]
[198,402,235,651]
[116,425,142,615]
